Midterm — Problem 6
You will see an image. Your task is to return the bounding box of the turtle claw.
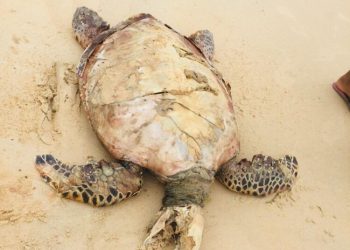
[35,154,66,191]
[142,205,203,250]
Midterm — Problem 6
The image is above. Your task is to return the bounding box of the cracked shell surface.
[80,15,239,178]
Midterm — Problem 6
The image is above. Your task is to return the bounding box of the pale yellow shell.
[80,16,239,179]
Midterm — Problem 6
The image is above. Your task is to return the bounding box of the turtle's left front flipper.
[35,155,143,206]
[216,154,298,196]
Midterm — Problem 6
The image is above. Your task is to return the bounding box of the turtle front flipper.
[216,154,298,196]
[35,154,143,206]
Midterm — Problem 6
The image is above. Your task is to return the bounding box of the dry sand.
[0,0,350,249]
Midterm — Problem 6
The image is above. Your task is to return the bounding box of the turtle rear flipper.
[216,154,298,196]
[72,7,110,49]
[35,155,143,207]
[188,30,215,62]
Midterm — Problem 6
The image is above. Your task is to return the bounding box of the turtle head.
[72,7,110,48]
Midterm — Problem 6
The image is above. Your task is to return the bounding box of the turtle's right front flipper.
[35,155,143,207]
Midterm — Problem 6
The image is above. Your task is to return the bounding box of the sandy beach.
[0,0,349,249]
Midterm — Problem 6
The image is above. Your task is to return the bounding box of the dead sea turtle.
[35,7,298,250]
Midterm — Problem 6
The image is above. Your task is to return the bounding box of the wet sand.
[0,0,349,249]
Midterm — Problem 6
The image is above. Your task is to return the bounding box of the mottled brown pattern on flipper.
[72,7,110,49]
[35,154,143,207]
[188,30,215,61]
[216,154,298,196]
